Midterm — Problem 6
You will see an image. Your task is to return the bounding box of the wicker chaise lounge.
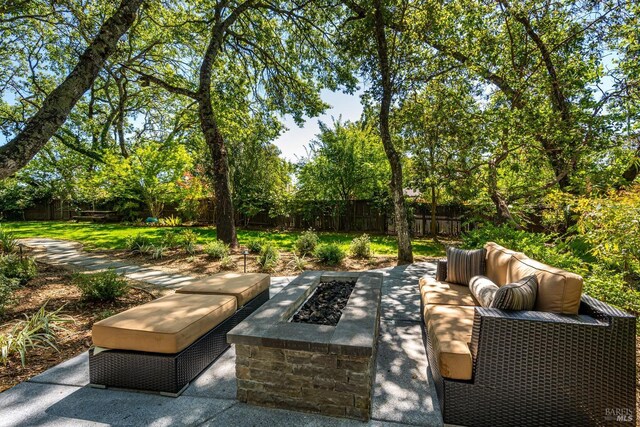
[89,273,270,396]
[421,242,636,427]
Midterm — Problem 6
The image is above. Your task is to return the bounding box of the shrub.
[204,240,229,260]
[180,229,198,255]
[126,233,152,253]
[150,244,166,260]
[0,255,37,285]
[295,230,319,256]
[219,255,236,270]
[315,243,345,265]
[257,243,280,272]
[574,186,640,275]
[461,224,583,273]
[287,254,307,272]
[0,303,72,366]
[0,275,20,314]
[350,234,372,258]
[0,229,17,254]
[158,215,183,227]
[246,237,266,254]
[160,230,179,248]
[73,269,129,302]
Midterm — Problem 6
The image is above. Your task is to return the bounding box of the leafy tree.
[230,140,292,223]
[297,119,389,203]
[341,0,418,264]
[0,0,144,178]
[98,141,193,219]
[128,2,356,247]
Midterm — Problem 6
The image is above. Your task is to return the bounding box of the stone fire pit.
[227,271,383,421]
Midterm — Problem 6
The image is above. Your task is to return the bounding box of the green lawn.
[1,221,445,257]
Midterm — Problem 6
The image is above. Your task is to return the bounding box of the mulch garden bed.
[101,247,437,278]
[0,262,162,393]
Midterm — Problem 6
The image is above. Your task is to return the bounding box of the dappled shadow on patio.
[0,262,444,426]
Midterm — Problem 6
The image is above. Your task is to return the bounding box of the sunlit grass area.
[1,221,445,257]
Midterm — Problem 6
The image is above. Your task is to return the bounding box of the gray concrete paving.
[3,239,443,426]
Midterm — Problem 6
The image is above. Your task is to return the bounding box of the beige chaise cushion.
[424,304,475,380]
[92,293,237,353]
[419,275,478,308]
[507,253,583,314]
[484,242,522,286]
[177,272,269,307]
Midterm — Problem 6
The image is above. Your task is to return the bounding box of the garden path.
[20,238,296,291]
[1,238,443,426]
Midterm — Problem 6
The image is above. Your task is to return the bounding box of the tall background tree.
[0,0,144,178]
[125,1,356,247]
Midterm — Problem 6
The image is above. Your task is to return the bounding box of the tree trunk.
[198,24,238,248]
[0,0,143,178]
[373,0,413,265]
[618,139,640,188]
[115,72,129,158]
[487,160,521,227]
[430,184,438,238]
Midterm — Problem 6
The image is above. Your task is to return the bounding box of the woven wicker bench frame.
[89,288,270,396]
[424,260,636,426]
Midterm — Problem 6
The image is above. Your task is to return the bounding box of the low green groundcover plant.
[294,230,319,256]
[0,303,73,366]
[73,269,129,302]
[315,243,345,265]
[0,275,20,314]
[287,254,307,272]
[204,240,229,260]
[125,233,153,253]
[160,230,180,248]
[0,228,17,254]
[350,234,372,258]
[246,237,266,254]
[180,229,198,255]
[0,255,37,285]
[257,243,280,272]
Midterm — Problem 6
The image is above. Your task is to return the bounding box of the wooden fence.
[13,198,468,237]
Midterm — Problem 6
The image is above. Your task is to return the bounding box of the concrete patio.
[0,241,443,426]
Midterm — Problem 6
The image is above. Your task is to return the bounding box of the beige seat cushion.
[424,304,475,380]
[419,275,478,307]
[507,253,583,314]
[92,293,237,354]
[484,242,522,286]
[177,272,270,307]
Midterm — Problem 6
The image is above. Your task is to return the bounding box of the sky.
[273,88,364,163]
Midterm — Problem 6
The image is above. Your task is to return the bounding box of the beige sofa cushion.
[484,242,521,286]
[92,293,237,353]
[419,275,478,307]
[177,272,270,307]
[424,304,475,380]
[507,254,583,314]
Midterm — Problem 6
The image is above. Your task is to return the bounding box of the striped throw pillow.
[469,275,499,307]
[491,275,538,311]
[446,247,486,286]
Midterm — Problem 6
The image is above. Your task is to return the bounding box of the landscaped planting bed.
[0,262,162,392]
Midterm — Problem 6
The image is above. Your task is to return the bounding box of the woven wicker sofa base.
[89,289,269,396]
[422,295,635,427]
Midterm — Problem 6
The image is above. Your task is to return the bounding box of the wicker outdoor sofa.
[89,272,270,396]
[420,242,636,427]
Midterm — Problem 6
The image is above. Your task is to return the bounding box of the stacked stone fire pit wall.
[227,271,383,421]
[234,345,375,419]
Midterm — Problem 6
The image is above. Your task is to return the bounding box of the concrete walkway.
[1,239,443,426]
